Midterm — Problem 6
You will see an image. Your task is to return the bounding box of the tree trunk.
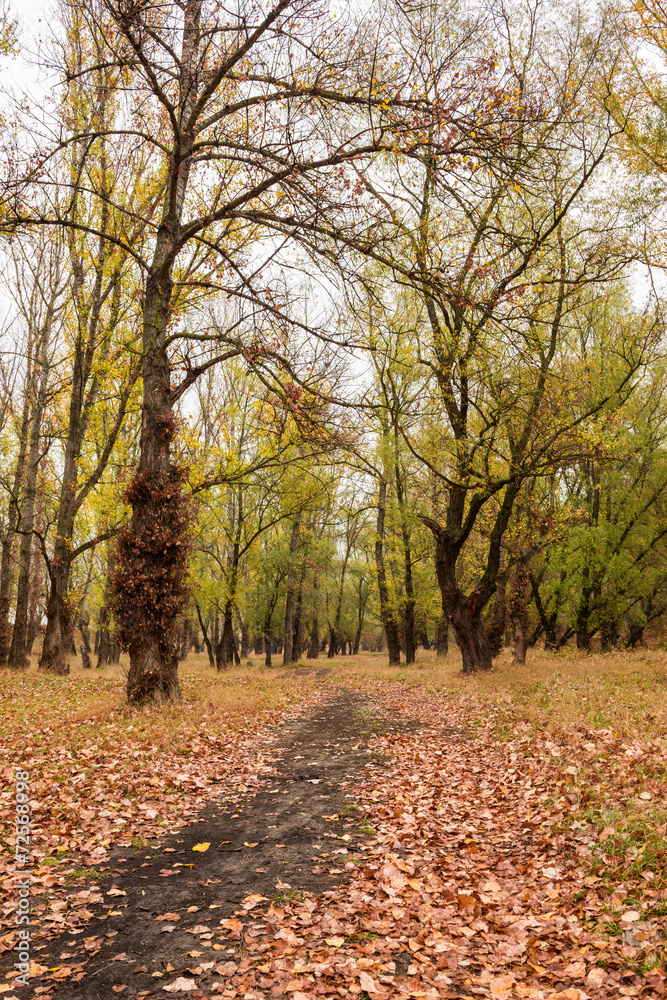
[10,319,51,670]
[510,564,529,666]
[600,616,619,652]
[96,547,115,668]
[307,576,319,658]
[282,513,301,666]
[195,603,215,669]
[486,565,508,657]
[375,472,401,666]
[39,551,72,675]
[292,564,306,662]
[217,600,236,669]
[264,626,272,667]
[240,623,250,659]
[421,480,522,674]
[179,617,191,660]
[530,569,561,651]
[435,619,449,657]
[394,432,416,664]
[0,390,31,666]
[327,625,338,659]
[576,470,600,653]
[450,606,493,674]
[79,614,92,655]
[353,576,367,655]
[625,618,645,649]
[26,536,44,658]
[576,581,592,651]
[114,354,188,701]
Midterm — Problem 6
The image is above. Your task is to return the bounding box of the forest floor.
[1,649,666,1000]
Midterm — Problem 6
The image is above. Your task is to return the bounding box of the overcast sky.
[2,0,55,97]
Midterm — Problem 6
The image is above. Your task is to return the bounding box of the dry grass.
[328,646,667,742]
[0,651,316,757]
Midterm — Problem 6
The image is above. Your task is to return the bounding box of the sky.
[1,0,55,98]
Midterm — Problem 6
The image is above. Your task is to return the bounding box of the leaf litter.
[1,672,665,1000]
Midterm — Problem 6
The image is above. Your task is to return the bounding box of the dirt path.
[15,684,420,999]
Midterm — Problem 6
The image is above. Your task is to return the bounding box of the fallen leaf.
[192,843,210,852]
[359,971,377,992]
[585,968,607,987]
[28,963,49,977]
[242,894,268,909]
[163,977,198,993]
[221,918,243,933]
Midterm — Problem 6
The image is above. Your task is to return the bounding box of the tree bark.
[450,605,493,673]
[435,619,449,657]
[195,602,215,670]
[95,546,115,667]
[292,564,306,662]
[486,563,509,657]
[307,575,319,658]
[394,429,416,664]
[10,314,52,669]
[0,388,31,666]
[375,471,401,666]
[282,513,301,666]
[240,622,250,659]
[510,564,529,666]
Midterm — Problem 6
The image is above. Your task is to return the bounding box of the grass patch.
[586,808,667,889]
[347,931,382,943]
[63,867,104,884]
[271,888,304,904]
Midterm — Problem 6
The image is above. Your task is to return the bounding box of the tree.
[7,240,67,668]
[2,0,434,702]
[354,0,652,671]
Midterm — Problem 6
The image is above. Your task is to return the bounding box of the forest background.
[1,0,667,698]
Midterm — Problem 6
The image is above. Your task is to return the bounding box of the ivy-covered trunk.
[113,269,191,704]
[110,0,200,703]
